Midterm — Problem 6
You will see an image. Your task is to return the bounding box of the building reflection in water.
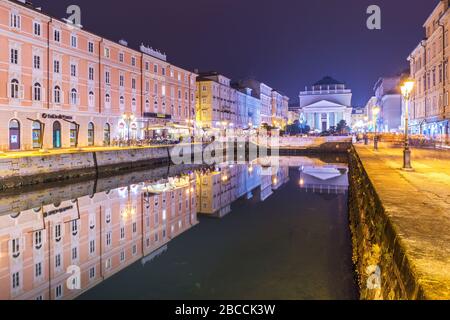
[0,157,346,300]
[298,165,349,194]
[0,173,197,300]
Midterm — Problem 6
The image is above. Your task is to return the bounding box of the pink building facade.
[0,175,197,300]
[0,0,196,151]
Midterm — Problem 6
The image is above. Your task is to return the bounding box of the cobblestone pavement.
[355,143,450,299]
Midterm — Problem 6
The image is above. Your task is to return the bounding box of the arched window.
[88,122,95,146]
[103,123,111,146]
[145,100,150,111]
[120,96,125,108]
[54,86,61,104]
[70,88,78,105]
[88,91,95,107]
[132,98,136,110]
[9,119,20,150]
[33,83,41,101]
[10,79,19,99]
[105,94,111,108]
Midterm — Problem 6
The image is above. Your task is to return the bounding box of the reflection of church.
[299,165,349,194]
[298,77,353,132]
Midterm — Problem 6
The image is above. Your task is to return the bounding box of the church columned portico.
[298,77,353,132]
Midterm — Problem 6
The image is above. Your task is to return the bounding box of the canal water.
[0,156,358,300]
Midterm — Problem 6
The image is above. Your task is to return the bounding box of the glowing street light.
[401,79,415,170]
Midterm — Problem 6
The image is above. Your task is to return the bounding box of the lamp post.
[122,113,135,146]
[401,79,415,170]
[372,106,380,150]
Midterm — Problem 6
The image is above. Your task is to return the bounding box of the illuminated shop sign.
[42,113,73,120]
[143,112,172,120]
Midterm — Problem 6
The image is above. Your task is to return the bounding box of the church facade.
[298,77,353,132]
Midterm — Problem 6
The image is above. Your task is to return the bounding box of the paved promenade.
[354,143,450,299]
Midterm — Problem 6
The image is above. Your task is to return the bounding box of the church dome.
[313,76,345,86]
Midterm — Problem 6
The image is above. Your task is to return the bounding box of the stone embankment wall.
[0,144,202,190]
[348,146,426,300]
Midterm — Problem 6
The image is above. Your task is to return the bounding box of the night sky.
[32,0,438,106]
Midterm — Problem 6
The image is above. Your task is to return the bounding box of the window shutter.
[19,85,24,100]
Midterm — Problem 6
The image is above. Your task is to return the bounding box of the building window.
[10,48,18,64]
[71,35,77,48]
[34,231,43,250]
[132,78,136,90]
[120,251,125,262]
[106,231,112,246]
[35,262,42,278]
[154,64,158,73]
[70,88,78,105]
[11,237,20,258]
[54,60,60,74]
[10,12,21,29]
[89,267,96,280]
[132,98,137,110]
[120,227,125,240]
[104,47,110,58]
[88,91,95,107]
[12,272,20,289]
[10,79,20,99]
[72,247,78,260]
[89,240,95,254]
[33,22,41,36]
[88,122,95,146]
[88,41,94,53]
[88,67,94,81]
[54,86,61,104]
[119,74,124,87]
[120,96,125,108]
[131,56,136,66]
[33,55,41,70]
[55,253,61,268]
[162,67,165,76]
[71,64,77,77]
[71,220,78,236]
[105,94,111,107]
[33,83,42,101]
[105,71,110,85]
[55,285,62,299]
[54,29,60,42]
[145,62,149,71]
[55,224,62,241]
[119,52,124,63]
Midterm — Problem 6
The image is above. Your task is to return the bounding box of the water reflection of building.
[0,175,197,300]
[298,165,349,194]
[196,163,268,217]
[196,165,238,218]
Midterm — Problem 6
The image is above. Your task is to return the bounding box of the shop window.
[88,122,95,146]
[9,119,20,150]
[53,121,62,149]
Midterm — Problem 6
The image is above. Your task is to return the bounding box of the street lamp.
[372,106,380,150]
[122,113,135,146]
[401,79,415,170]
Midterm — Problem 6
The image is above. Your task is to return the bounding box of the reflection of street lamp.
[372,106,380,150]
[401,79,415,170]
[122,113,135,146]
